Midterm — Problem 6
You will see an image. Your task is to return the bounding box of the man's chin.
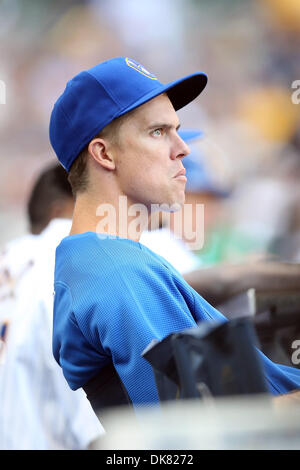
[148,191,185,213]
[152,200,183,213]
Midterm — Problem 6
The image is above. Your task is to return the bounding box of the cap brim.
[166,73,208,111]
[120,72,208,116]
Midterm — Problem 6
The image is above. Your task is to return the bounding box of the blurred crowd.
[0,0,300,450]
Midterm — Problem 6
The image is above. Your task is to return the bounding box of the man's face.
[112,94,190,211]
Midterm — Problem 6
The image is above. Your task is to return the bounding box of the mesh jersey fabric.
[53,232,300,406]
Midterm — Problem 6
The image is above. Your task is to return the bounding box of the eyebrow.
[147,122,181,131]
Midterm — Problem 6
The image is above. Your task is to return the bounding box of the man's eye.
[152,128,163,137]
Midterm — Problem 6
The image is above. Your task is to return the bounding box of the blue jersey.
[53,232,300,406]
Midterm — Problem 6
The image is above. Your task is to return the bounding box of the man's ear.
[88,138,116,171]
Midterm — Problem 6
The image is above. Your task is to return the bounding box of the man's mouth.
[174,168,187,181]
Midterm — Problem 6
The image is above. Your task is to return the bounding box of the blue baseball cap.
[49,57,208,171]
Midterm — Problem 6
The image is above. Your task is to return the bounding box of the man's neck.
[69,192,149,242]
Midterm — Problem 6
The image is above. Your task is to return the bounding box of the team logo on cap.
[125,58,157,80]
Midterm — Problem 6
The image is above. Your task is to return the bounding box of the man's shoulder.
[54,232,183,288]
[56,232,158,265]
[55,233,147,280]
[57,232,139,260]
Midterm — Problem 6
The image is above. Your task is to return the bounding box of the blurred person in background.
[0,163,103,450]
[0,164,74,329]
[141,130,300,307]
[169,131,231,267]
[261,127,300,263]
[228,83,300,263]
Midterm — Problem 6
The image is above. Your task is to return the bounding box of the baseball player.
[49,57,300,417]
[0,164,104,449]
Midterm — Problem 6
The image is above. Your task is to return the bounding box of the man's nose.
[171,134,190,160]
